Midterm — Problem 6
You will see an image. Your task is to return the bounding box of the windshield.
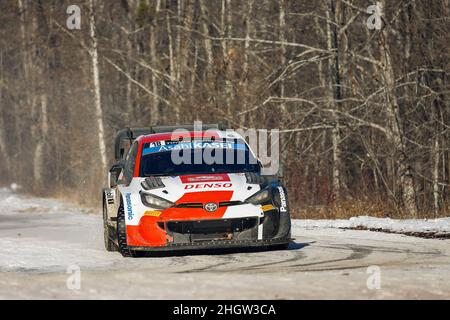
[139,140,260,177]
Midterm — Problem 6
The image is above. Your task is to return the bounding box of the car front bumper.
[125,208,292,251]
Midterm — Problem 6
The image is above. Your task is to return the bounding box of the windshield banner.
[142,141,247,156]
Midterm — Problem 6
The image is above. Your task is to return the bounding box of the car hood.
[138,173,266,204]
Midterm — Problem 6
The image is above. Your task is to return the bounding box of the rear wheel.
[103,200,117,252]
[117,201,146,257]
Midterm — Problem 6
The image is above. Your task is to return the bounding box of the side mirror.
[109,171,119,188]
[109,161,124,188]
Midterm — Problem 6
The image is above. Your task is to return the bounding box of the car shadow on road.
[135,241,309,258]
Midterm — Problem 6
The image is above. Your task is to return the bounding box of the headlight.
[245,188,271,205]
[140,192,174,209]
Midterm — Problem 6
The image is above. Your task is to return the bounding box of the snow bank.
[1,187,448,273]
[0,187,110,272]
[0,187,93,215]
[293,216,450,236]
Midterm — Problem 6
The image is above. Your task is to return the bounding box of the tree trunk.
[0,52,10,179]
[199,0,214,80]
[326,0,343,201]
[89,0,107,177]
[190,43,198,106]
[379,0,417,216]
[18,0,29,79]
[33,93,49,190]
[279,0,287,115]
[242,0,254,126]
[149,0,161,124]
[15,0,29,176]
[166,11,176,87]
[432,137,440,216]
[175,0,182,85]
[221,0,233,121]
[179,0,194,92]
[122,0,134,123]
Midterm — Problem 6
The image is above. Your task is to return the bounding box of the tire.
[103,200,117,252]
[117,201,146,258]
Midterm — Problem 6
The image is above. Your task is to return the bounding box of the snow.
[0,187,115,272]
[0,187,450,299]
[293,216,450,235]
[9,183,22,192]
[0,186,449,274]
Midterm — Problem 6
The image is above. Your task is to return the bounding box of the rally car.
[102,124,291,257]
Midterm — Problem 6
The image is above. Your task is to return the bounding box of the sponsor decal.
[144,210,162,217]
[180,174,230,183]
[125,193,134,220]
[142,141,246,156]
[105,190,114,204]
[148,141,166,147]
[187,175,222,182]
[184,183,233,190]
[203,202,218,212]
[278,186,287,212]
[261,204,275,212]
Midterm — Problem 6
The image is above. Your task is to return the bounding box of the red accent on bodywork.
[133,141,143,177]
[126,216,167,247]
[126,191,234,247]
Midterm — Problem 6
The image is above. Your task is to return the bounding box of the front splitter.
[128,238,293,252]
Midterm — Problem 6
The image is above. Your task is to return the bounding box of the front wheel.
[117,202,146,257]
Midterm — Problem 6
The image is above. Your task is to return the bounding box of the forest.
[0,0,449,218]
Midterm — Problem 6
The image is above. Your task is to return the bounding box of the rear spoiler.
[114,124,227,161]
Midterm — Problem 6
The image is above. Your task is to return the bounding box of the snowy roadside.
[2,186,450,240]
[0,187,116,273]
[293,216,450,239]
[2,186,450,299]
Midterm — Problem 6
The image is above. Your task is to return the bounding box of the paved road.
[0,189,449,299]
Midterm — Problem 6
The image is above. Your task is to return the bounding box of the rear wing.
[114,124,227,161]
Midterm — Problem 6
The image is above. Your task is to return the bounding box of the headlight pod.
[140,192,174,209]
[245,188,271,205]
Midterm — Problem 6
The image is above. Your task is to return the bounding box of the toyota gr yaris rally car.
[102,125,291,257]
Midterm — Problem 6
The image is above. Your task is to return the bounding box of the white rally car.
[102,125,291,257]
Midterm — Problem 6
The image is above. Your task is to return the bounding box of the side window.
[123,142,138,183]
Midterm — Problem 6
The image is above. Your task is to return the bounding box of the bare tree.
[326,0,343,201]
[0,0,448,217]
[89,0,107,175]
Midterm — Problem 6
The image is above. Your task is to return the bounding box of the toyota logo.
[204,202,218,212]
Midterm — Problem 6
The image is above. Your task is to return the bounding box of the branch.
[278,125,334,133]
[103,57,170,106]
[176,25,331,54]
